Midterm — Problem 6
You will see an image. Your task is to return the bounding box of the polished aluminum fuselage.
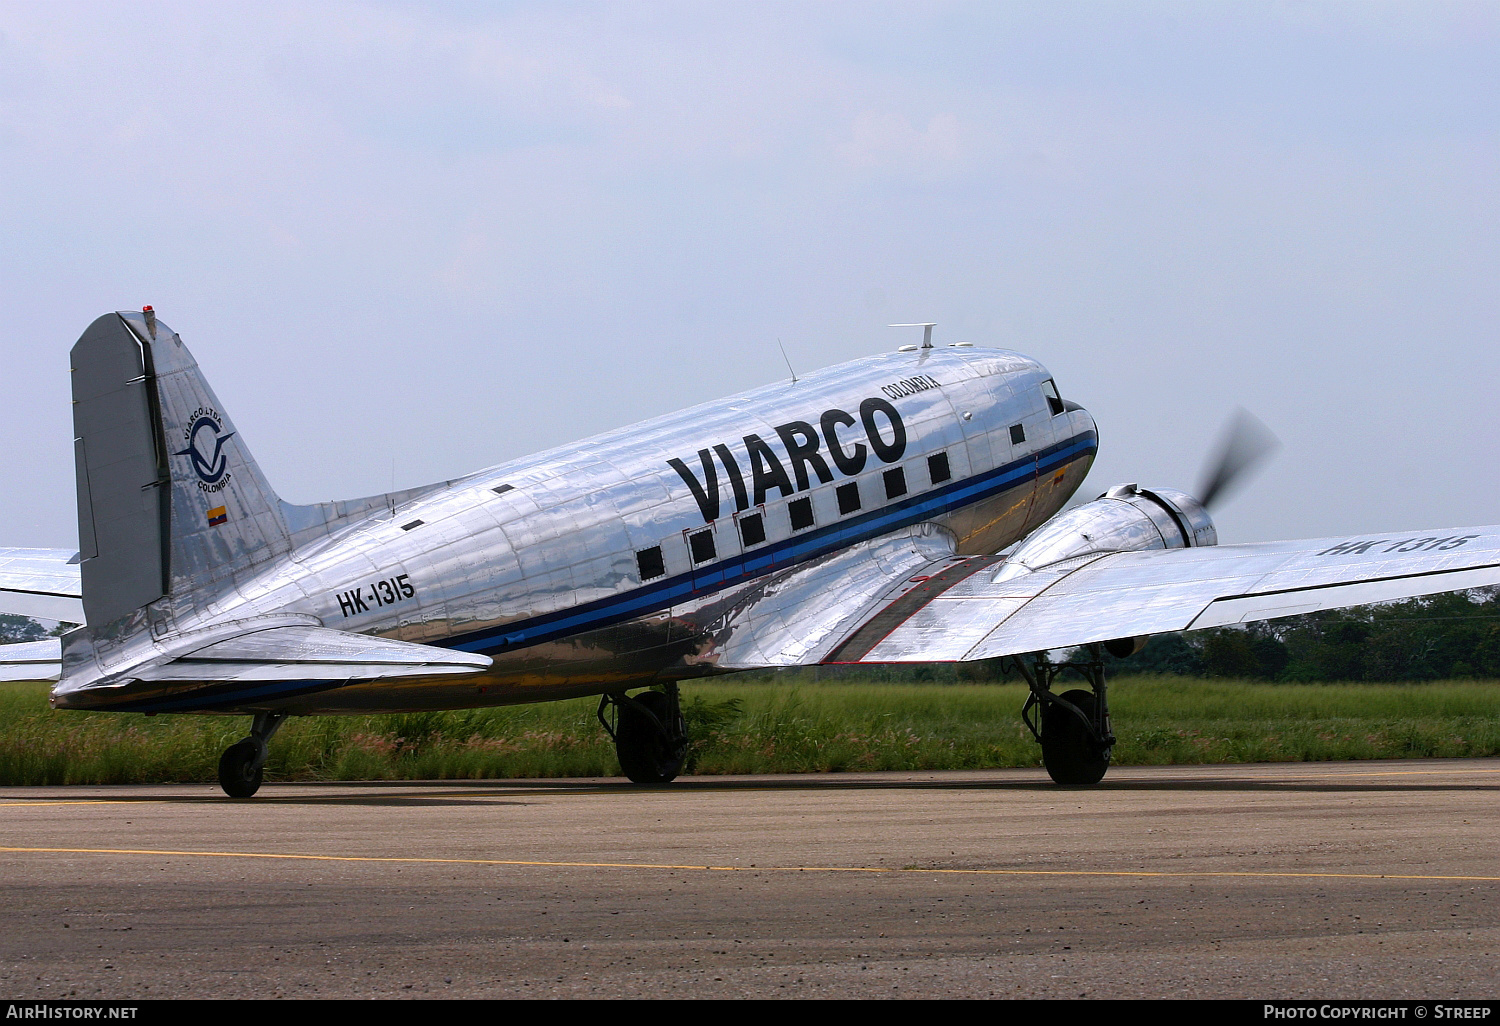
[90,345,1096,714]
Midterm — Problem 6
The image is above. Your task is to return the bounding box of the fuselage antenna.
[889,322,936,349]
[778,337,798,384]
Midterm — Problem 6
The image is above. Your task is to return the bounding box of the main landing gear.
[1012,645,1116,785]
[217,711,286,798]
[597,683,689,784]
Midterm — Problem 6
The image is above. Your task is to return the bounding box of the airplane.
[3,308,1499,797]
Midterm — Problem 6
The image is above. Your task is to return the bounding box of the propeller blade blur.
[1197,408,1279,509]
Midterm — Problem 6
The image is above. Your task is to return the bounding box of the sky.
[1,1,1496,549]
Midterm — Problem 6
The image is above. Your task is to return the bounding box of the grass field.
[1,675,1498,785]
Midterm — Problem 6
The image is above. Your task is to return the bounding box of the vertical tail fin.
[71,311,292,627]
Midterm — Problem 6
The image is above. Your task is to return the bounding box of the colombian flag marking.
[206,505,228,527]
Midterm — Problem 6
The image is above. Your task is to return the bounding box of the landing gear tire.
[613,691,685,785]
[1041,688,1111,786]
[216,711,287,798]
[217,739,263,798]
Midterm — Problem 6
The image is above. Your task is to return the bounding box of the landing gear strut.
[217,711,286,798]
[597,684,688,784]
[1014,645,1115,785]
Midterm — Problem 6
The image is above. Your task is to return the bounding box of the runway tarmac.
[1,759,1497,1000]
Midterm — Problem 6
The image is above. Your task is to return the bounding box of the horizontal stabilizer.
[0,548,84,623]
[152,624,493,682]
[0,639,62,682]
[53,620,493,707]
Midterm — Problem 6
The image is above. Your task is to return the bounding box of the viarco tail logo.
[174,406,236,494]
[669,397,907,524]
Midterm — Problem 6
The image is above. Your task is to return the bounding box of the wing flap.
[1189,564,1500,630]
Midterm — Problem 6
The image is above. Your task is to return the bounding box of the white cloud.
[840,110,966,172]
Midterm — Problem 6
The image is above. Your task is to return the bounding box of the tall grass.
[1,675,1497,785]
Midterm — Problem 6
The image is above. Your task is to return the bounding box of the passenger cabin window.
[789,497,815,531]
[883,467,907,500]
[1010,424,1026,445]
[738,512,766,547]
[928,452,951,485]
[1042,379,1065,416]
[689,529,716,564]
[836,482,861,515]
[491,483,514,495]
[636,546,666,581]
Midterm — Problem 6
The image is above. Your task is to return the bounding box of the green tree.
[0,615,47,644]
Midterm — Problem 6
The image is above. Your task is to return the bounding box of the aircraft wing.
[0,547,83,623]
[711,524,1500,666]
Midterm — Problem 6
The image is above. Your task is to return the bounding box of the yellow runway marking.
[0,800,163,807]
[2,846,1497,883]
[1310,767,1500,777]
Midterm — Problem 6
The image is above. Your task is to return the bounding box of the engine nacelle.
[996,483,1215,581]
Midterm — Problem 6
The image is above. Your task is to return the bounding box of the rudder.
[71,313,170,625]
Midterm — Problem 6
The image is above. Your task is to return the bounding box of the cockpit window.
[1042,379,1065,416]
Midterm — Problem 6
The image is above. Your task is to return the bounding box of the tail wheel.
[615,690,685,785]
[1040,689,1110,786]
[217,739,263,798]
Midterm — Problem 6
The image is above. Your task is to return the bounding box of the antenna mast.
[889,322,936,348]
[777,337,798,383]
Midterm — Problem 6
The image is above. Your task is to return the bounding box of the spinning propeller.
[1195,408,1280,510]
